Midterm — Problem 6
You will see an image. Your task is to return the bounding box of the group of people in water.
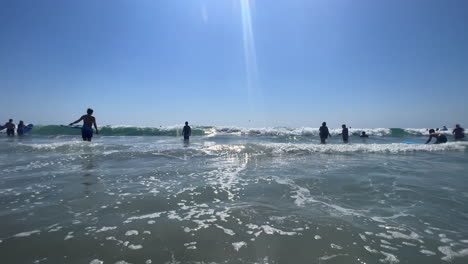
[1,119,28,136]
[425,125,465,144]
[319,122,369,144]
[319,122,464,144]
[2,109,466,145]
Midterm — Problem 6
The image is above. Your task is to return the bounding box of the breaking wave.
[26,125,450,138]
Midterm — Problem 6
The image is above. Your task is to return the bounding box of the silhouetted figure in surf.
[3,119,16,136]
[425,129,447,144]
[360,131,369,138]
[182,121,191,141]
[340,124,349,143]
[453,124,465,141]
[69,108,99,142]
[319,122,331,144]
[442,126,448,131]
[17,121,26,136]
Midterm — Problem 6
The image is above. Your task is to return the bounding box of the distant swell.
[28,125,437,137]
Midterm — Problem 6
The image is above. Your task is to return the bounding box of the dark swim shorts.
[6,128,14,136]
[81,127,93,140]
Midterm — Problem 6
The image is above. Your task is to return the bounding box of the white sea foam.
[96,226,117,233]
[273,177,316,206]
[420,249,436,256]
[214,224,235,236]
[260,225,297,236]
[273,176,365,217]
[232,241,247,251]
[364,246,379,254]
[124,212,162,223]
[379,251,399,263]
[260,142,467,154]
[64,232,74,240]
[387,231,423,243]
[211,127,393,137]
[24,141,102,150]
[128,244,143,250]
[330,243,343,250]
[125,230,139,236]
[438,246,468,261]
[320,254,344,261]
[13,230,40,237]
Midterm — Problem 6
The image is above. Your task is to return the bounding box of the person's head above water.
[456,124,460,128]
[185,121,188,125]
[19,121,24,125]
[87,108,93,115]
[9,119,13,122]
[362,131,366,135]
[322,122,326,126]
[342,124,346,128]
[429,129,435,133]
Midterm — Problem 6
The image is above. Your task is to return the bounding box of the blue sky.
[1,0,467,128]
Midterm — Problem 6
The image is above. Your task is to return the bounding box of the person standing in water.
[182,121,191,141]
[319,122,331,144]
[453,124,465,141]
[360,131,369,138]
[425,129,447,144]
[340,124,349,143]
[3,119,16,136]
[69,108,99,141]
[17,121,26,136]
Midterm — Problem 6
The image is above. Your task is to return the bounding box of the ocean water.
[1,126,468,264]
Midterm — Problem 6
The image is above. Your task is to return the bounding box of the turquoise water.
[1,127,467,263]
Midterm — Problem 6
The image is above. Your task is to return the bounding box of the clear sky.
[1,0,467,128]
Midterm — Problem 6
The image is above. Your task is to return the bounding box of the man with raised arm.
[69,108,99,141]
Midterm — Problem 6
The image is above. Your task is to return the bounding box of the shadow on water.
[80,153,98,195]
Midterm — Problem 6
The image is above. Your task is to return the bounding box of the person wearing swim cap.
[425,129,447,144]
[69,108,99,141]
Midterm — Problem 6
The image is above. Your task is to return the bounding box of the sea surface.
[1,126,468,264]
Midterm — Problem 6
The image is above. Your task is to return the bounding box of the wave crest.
[26,125,443,137]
